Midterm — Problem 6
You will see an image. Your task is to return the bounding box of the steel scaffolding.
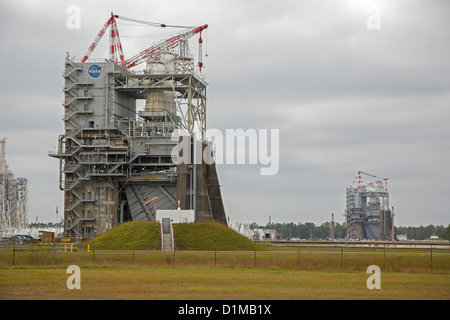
[346,171,393,240]
[0,138,29,230]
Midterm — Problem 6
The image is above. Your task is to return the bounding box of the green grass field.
[1,222,449,300]
[1,246,449,300]
[1,266,449,300]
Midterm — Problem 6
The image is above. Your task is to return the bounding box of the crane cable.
[115,15,196,29]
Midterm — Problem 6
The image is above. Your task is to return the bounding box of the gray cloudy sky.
[0,0,449,227]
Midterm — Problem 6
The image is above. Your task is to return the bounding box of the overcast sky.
[0,0,449,227]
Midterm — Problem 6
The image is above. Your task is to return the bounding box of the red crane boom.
[350,170,389,191]
[80,13,207,70]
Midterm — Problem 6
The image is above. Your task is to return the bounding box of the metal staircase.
[161,218,173,252]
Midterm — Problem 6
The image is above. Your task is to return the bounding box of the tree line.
[250,222,450,241]
[29,222,63,228]
[395,225,448,240]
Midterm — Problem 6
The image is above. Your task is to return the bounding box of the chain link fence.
[1,243,449,273]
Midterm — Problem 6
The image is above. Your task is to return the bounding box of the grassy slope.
[173,221,255,251]
[87,221,161,250]
[85,221,254,251]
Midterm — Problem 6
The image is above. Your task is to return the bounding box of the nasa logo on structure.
[88,64,103,78]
